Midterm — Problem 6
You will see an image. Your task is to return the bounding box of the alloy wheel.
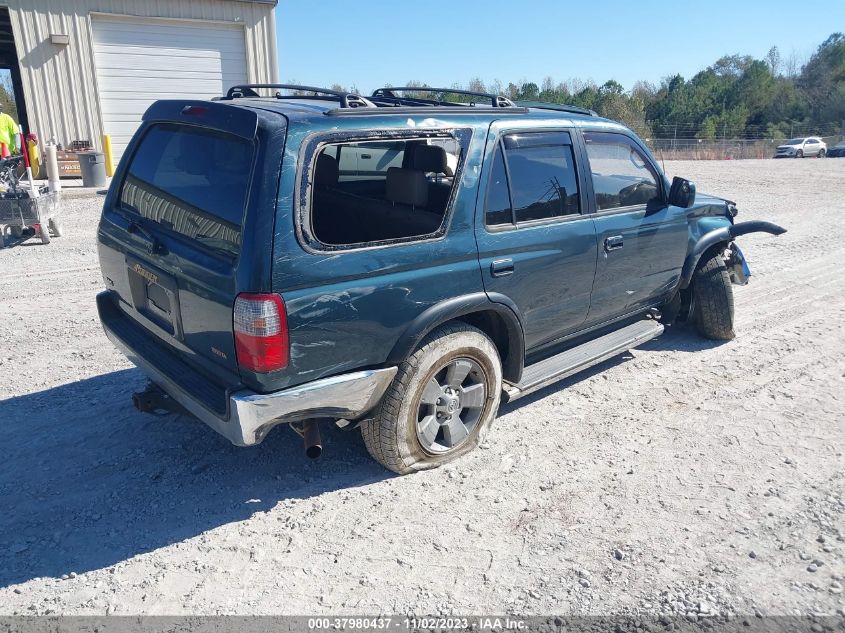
[415,358,487,454]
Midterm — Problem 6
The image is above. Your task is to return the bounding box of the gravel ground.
[0,159,843,619]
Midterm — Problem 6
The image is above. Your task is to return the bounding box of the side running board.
[503,319,664,402]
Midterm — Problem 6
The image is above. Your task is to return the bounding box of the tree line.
[0,72,18,124]
[329,33,845,141]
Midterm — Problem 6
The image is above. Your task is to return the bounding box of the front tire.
[361,323,502,475]
[796,150,804,158]
[692,251,735,341]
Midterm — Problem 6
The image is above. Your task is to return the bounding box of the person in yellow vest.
[0,103,19,154]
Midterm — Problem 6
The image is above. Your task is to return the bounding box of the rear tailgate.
[97,100,283,394]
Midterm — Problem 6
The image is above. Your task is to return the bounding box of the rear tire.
[819,149,826,158]
[692,251,735,341]
[361,323,502,475]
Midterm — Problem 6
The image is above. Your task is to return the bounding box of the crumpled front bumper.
[98,292,397,446]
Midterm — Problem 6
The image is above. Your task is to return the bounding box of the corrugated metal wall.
[4,0,278,150]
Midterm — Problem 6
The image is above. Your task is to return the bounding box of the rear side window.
[308,133,468,248]
[485,131,580,227]
[583,132,660,211]
[119,123,254,257]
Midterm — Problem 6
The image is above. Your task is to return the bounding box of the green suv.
[96,85,785,474]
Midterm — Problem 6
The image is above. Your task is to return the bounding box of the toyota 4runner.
[96,85,785,474]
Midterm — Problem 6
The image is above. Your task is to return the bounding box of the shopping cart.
[0,154,63,247]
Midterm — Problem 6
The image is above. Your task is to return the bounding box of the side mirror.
[668,176,696,208]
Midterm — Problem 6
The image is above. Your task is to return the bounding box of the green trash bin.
[77,152,107,188]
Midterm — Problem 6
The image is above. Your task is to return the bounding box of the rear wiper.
[112,207,163,255]
[127,221,163,254]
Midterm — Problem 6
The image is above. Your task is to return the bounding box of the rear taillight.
[233,293,289,372]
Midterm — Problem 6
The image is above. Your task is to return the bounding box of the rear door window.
[119,123,254,257]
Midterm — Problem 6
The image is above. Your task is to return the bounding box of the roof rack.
[221,84,376,108]
[515,101,597,117]
[371,87,517,109]
[324,105,529,117]
[219,83,599,118]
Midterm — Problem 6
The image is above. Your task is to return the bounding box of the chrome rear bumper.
[224,367,397,445]
[123,337,395,446]
[100,295,397,446]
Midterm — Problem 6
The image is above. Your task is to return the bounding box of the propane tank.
[45,138,61,193]
[19,125,37,198]
[26,133,41,179]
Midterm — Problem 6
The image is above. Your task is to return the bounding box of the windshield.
[119,123,254,258]
[784,138,805,145]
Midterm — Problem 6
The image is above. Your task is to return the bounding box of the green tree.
[395,32,844,141]
[518,82,539,100]
[0,71,19,124]
[798,33,845,132]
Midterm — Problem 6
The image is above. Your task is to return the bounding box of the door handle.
[491,258,514,277]
[360,153,372,160]
[604,235,624,252]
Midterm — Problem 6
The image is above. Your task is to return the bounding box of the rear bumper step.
[503,319,664,402]
[98,291,397,446]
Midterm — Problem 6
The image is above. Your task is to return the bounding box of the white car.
[775,136,827,158]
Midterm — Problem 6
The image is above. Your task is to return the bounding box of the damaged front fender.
[679,220,786,289]
[725,243,752,285]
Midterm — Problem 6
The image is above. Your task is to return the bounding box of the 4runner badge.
[132,263,158,285]
[211,347,228,360]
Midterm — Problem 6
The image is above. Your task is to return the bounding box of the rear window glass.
[119,123,254,257]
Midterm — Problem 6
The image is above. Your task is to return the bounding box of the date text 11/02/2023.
[307,617,527,630]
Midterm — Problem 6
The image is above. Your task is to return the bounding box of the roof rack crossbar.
[372,87,517,108]
[223,84,375,108]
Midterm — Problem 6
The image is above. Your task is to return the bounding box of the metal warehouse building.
[2,0,278,161]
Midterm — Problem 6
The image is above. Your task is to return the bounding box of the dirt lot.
[0,160,843,619]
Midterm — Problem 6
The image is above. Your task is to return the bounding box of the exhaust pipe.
[302,420,322,459]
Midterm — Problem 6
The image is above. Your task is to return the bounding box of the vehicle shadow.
[637,323,730,353]
[498,324,726,413]
[0,368,389,588]
[498,354,631,414]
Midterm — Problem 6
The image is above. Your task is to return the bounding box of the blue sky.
[276,0,845,93]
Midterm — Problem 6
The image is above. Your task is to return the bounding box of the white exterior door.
[92,15,248,161]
